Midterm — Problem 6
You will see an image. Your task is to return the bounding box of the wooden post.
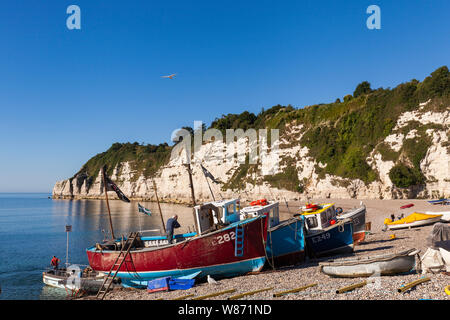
[102,167,115,240]
[152,178,166,234]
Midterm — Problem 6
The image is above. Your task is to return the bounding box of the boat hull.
[426,211,450,222]
[266,218,305,267]
[320,249,418,278]
[86,216,268,282]
[337,206,366,244]
[386,216,442,230]
[305,220,354,258]
[428,199,450,205]
[42,270,112,293]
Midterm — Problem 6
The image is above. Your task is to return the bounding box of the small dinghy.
[400,204,414,209]
[320,249,419,278]
[383,212,442,230]
[42,266,121,293]
[301,203,321,212]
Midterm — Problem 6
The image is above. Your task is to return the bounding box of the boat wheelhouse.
[300,203,354,258]
[193,198,241,235]
[240,201,305,267]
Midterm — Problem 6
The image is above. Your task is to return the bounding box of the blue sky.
[0,0,449,192]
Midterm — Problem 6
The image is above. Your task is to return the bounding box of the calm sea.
[0,193,193,300]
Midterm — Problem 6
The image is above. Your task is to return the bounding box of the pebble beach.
[80,199,450,301]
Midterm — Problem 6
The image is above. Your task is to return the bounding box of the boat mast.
[152,178,166,234]
[102,166,115,240]
[184,147,196,207]
[202,163,216,201]
[65,225,72,267]
[184,146,198,234]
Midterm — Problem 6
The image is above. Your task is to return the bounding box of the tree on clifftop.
[353,81,372,97]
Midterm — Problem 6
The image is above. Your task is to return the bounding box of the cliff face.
[52,100,450,203]
[53,67,450,202]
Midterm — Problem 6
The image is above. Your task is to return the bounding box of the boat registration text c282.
[211,231,236,246]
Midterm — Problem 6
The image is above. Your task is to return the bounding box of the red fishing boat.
[86,199,269,285]
[400,204,414,209]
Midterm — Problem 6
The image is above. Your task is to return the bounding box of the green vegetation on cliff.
[73,66,449,192]
[209,66,450,190]
[74,142,172,187]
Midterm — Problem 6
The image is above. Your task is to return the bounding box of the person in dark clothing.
[166,215,181,244]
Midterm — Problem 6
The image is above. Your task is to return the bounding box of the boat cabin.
[194,199,241,235]
[301,203,337,233]
[240,202,280,228]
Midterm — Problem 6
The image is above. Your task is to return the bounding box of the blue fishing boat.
[300,203,354,258]
[241,201,306,267]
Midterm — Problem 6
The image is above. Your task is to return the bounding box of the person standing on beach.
[51,256,60,270]
[166,215,181,244]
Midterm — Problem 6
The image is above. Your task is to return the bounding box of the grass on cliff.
[209,66,450,189]
[74,142,172,187]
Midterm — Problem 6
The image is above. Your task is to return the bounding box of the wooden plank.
[336,281,367,294]
[227,287,273,300]
[172,294,195,300]
[273,283,317,297]
[191,289,236,300]
[398,277,430,293]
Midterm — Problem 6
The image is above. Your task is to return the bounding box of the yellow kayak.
[445,285,450,296]
[384,212,442,230]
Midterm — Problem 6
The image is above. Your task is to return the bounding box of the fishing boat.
[299,203,354,258]
[336,202,366,244]
[428,199,450,205]
[319,249,419,278]
[425,211,450,222]
[240,201,305,267]
[86,199,269,285]
[42,266,120,293]
[383,212,443,230]
[400,203,414,209]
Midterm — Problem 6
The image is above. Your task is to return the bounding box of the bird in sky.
[161,73,176,79]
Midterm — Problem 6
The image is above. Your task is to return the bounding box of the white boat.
[320,249,419,278]
[425,211,450,222]
[383,212,443,230]
[42,267,118,293]
[337,203,366,244]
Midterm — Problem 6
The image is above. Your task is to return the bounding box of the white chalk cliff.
[53,99,450,203]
